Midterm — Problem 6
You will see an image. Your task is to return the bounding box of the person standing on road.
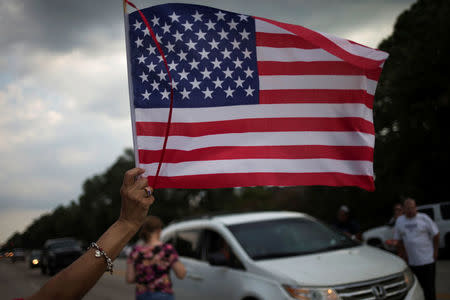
[126,216,186,300]
[388,203,404,226]
[394,198,440,300]
[333,205,361,240]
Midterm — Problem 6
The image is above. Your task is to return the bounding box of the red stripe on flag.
[136,117,374,137]
[146,173,375,191]
[254,16,386,70]
[259,89,374,108]
[255,32,317,49]
[258,61,382,81]
[138,145,374,164]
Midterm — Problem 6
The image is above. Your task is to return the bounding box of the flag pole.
[123,0,140,171]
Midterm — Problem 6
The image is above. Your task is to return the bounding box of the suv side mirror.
[208,252,229,266]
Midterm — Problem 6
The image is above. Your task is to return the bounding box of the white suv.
[161,211,423,300]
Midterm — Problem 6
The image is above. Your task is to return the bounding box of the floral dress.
[127,243,179,296]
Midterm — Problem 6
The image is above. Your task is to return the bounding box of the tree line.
[2,0,449,250]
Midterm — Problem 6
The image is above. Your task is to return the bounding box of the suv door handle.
[187,273,203,281]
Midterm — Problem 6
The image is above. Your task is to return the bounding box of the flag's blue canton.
[128,4,259,108]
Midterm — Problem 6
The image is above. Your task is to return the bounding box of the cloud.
[0,0,123,54]
[0,44,132,210]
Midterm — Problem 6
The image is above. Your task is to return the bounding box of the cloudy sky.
[0,0,415,244]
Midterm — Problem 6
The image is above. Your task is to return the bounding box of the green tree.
[374,0,450,202]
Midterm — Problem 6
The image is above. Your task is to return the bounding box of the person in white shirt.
[394,198,440,300]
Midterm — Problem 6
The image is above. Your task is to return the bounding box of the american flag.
[125,3,388,191]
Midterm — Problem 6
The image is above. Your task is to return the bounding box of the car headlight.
[403,267,415,290]
[32,259,39,265]
[283,286,340,300]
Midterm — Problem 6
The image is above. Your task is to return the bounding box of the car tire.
[41,266,47,275]
[48,267,55,276]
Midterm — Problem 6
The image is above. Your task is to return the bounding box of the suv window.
[440,203,450,220]
[418,208,435,220]
[205,230,244,270]
[228,218,358,260]
[175,230,202,259]
[48,240,80,250]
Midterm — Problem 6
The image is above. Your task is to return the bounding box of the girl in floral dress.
[126,216,186,300]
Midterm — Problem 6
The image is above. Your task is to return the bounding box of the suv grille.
[335,273,407,300]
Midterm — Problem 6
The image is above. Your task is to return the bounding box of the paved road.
[0,258,134,300]
[1,258,449,299]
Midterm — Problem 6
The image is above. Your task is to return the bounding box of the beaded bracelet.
[88,242,114,274]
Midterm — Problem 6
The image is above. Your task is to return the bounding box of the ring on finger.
[144,187,152,197]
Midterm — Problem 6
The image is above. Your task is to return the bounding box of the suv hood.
[254,245,405,286]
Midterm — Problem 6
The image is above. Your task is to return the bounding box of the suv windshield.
[228,217,358,260]
[48,240,79,250]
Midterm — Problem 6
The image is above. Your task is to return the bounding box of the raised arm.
[26,168,154,300]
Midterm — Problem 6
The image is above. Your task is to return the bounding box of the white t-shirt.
[394,213,439,266]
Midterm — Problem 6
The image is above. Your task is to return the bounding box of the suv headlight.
[403,267,415,290]
[283,286,340,300]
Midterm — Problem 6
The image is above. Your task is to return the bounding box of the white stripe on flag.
[134,104,374,123]
[256,46,342,62]
[319,31,389,61]
[259,75,378,95]
[136,131,375,150]
[140,158,374,177]
[255,19,295,35]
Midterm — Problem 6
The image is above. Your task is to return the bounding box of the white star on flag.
[201,67,212,79]
[142,89,151,100]
[195,30,207,40]
[213,77,224,88]
[189,59,200,70]
[224,86,235,98]
[169,12,180,22]
[228,19,238,30]
[202,87,213,99]
[205,20,216,30]
[190,78,201,89]
[179,69,189,80]
[160,89,170,99]
[244,85,254,96]
[133,19,142,30]
[139,72,148,82]
[180,88,191,99]
[192,10,203,21]
[215,10,226,21]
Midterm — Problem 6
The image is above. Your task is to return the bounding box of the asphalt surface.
[0,258,134,300]
[1,257,449,300]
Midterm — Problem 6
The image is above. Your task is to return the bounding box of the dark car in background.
[11,248,26,263]
[29,249,42,268]
[40,238,82,275]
